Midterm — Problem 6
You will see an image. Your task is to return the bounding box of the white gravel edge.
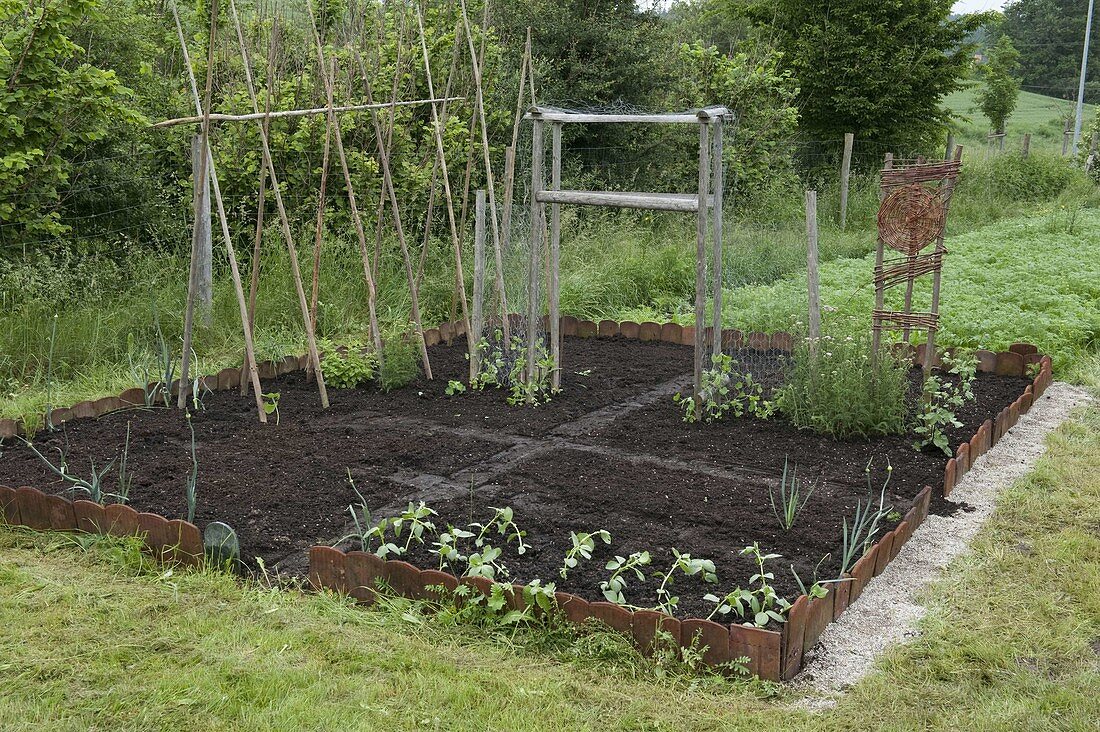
[793,381,1093,708]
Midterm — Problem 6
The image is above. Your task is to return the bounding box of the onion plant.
[837,460,893,576]
[769,457,816,531]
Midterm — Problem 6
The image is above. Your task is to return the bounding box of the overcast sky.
[953,0,1009,12]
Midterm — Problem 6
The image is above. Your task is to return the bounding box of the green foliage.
[652,549,718,615]
[769,458,815,531]
[560,529,611,580]
[838,461,893,576]
[705,543,791,627]
[914,353,977,455]
[319,342,376,390]
[977,36,1022,134]
[674,353,773,423]
[20,437,117,504]
[261,392,281,425]
[184,412,198,524]
[666,41,798,194]
[0,0,144,245]
[379,336,420,393]
[600,551,652,606]
[776,327,910,439]
[1002,0,1100,102]
[751,0,986,148]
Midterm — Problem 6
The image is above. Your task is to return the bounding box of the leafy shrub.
[380,334,421,392]
[776,327,909,438]
[320,341,376,390]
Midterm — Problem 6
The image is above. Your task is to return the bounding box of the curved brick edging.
[0,484,203,566]
[306,484,935,682]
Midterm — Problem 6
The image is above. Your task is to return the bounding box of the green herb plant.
[320,340,377,389]
[445,380,466,396]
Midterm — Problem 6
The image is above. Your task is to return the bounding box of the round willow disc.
[877,184,945,255]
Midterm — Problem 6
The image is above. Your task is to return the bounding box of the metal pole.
[1073,0,1096,156]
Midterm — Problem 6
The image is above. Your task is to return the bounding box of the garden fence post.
[550,121,563,391]
[839,132,853,230]
[806,189,821,345]
[694,116,711,404]
[944,132,954,162]
[1022,133,1031,159]
[190,135,213,327]
[472,190,487,380]
[871,152,893,360]
[526,117,545,401]
[711,116,725,360]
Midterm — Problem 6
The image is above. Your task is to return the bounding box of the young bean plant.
[560,529,612,579]
[705,543,792,627]
[652,549,718,615]
[600,551,651,606]
[674,354,773,423]
[914,353,978,455]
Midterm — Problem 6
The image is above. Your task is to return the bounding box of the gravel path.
[794,382,1092,707]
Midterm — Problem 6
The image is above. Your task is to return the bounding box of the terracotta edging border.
[0,484,203,566]
[944,353,1051,498]
[305,487,936,683]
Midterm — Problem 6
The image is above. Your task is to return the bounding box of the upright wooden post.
[414,5,472,372]
[351,47,433,379]
[806,189,821,344]
[309,85,333,333]
[228,0,329,407]
[1022,133,1031,159]
[945,132,955,162]
[694,119,711,403]
[170,0,266,421]
[305,6,384,369]
[839,132,854,230]
[191,135,213,327]
[460,0,510,343]
[471,190,487,380]
[550,121,563,391]
[1063,118,1072,156]
[526,118,545,401]
[871,152,893,358]
[923,145,964,377]
[502,30,533,255]
[998,131,1005,152]
[710,116,724,359]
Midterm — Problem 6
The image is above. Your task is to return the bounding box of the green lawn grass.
[2,400,1097,730]
[944,83,1095,157]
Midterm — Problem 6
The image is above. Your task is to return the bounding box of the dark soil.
[0,335,1029,621]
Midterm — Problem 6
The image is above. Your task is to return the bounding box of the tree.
[1002,0,1100,101]
[748,0,986,149]
[977,35,1022,135]
[0,0,142,251]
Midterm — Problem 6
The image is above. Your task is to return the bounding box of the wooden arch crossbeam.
[520,105,735,403]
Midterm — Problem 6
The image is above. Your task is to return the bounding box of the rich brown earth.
[0,335,1028,619]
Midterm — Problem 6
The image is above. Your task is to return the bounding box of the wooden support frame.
[228,0,329,408]
[170,0,266,422]
[523,105,731,401]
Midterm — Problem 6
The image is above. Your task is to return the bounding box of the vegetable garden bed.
[0,319,1051,681]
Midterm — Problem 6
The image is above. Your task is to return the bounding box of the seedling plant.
[600,551,652,605]
[769,457,815,531]
[837,460,894,576]
[652,549,718,615]
[705,543,792,627]
[560,529,611,579]
[674,354,773,423]
[914,353,978,455]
